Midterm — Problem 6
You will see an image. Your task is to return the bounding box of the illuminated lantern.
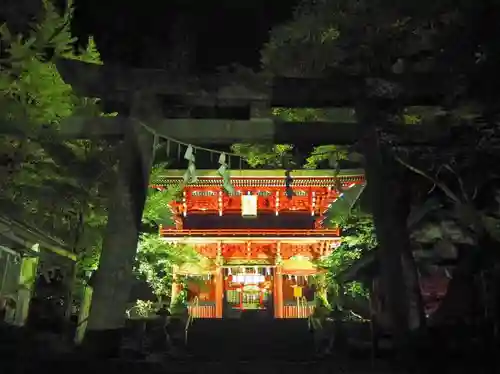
[241,194,258,218]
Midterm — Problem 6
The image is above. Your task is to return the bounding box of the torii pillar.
[83,100,157,356]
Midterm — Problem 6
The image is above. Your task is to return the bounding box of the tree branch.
[442,164,470,203]
[393,154,461,203]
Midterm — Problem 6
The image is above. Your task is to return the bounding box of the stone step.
[186,318,315,359]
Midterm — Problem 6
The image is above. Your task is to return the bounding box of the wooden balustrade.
[188,304,216,318]
[160,228,340,237]
[283,305,315,319]
[187,304,313,319]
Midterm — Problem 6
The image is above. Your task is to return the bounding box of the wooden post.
[274,266,284,319]
[215,243,223,318]
[274,243,283,318]
[215,266,223,318]
[83,117,156,356]
[13,255,38,326]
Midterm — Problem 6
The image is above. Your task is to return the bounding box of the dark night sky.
[72,1,299,72]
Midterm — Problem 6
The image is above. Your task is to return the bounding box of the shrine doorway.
[223,269,274,318]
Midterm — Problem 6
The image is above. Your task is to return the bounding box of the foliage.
[170,288,188,314]
[392,151,500,325]
[318,214,377,302]
[0,0,115,281]
[143,164,183,227]
[135,233,200,300]
[257,1,500,329]
[303,145,349,169]
[0,0,103,127]
[69,36,103,65]
[261,0,488,80]
[127,299,155,319]
[138,163,210,302]
[138,166,202,301]
[337,214,378,250]
[396,147,500,251]
[142,186,181,228]
[0,8,74,125]
[230,143,293,168]
[231,108,350,169]
[135,300,155,317]
[233,0,487,170]
[255,0,500,155]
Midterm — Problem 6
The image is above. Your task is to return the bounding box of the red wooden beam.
[160,228,341,237]
[181,185,339,214]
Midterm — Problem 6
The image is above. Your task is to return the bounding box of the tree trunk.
[401,250,427,331]
[83,122,156,357]
[356,102,421,363]
[63,261,77,339]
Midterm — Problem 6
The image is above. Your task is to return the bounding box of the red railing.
[187,305,314,319]
[188,304,216,318]
[283,305,315,318]
[160,228,340,237]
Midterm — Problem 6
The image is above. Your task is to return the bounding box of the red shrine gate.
[153,169,365,318]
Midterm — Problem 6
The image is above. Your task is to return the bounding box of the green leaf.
[142,184,183,227]
[230,143,293,168]
[0,0,110,287]
[135,233,201,298]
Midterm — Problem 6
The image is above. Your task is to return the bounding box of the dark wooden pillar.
[83,119,156,357]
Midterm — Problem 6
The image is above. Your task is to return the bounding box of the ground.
[0,318,494,374]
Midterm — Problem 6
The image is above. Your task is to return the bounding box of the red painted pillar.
[215,267,223,318]
[274,266,284,318]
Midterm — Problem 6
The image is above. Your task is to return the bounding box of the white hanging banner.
[241,194,258,217]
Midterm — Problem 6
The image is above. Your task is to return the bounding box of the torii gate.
[1,57,482,354]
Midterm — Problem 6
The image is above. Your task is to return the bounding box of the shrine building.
[153,169,365,319]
